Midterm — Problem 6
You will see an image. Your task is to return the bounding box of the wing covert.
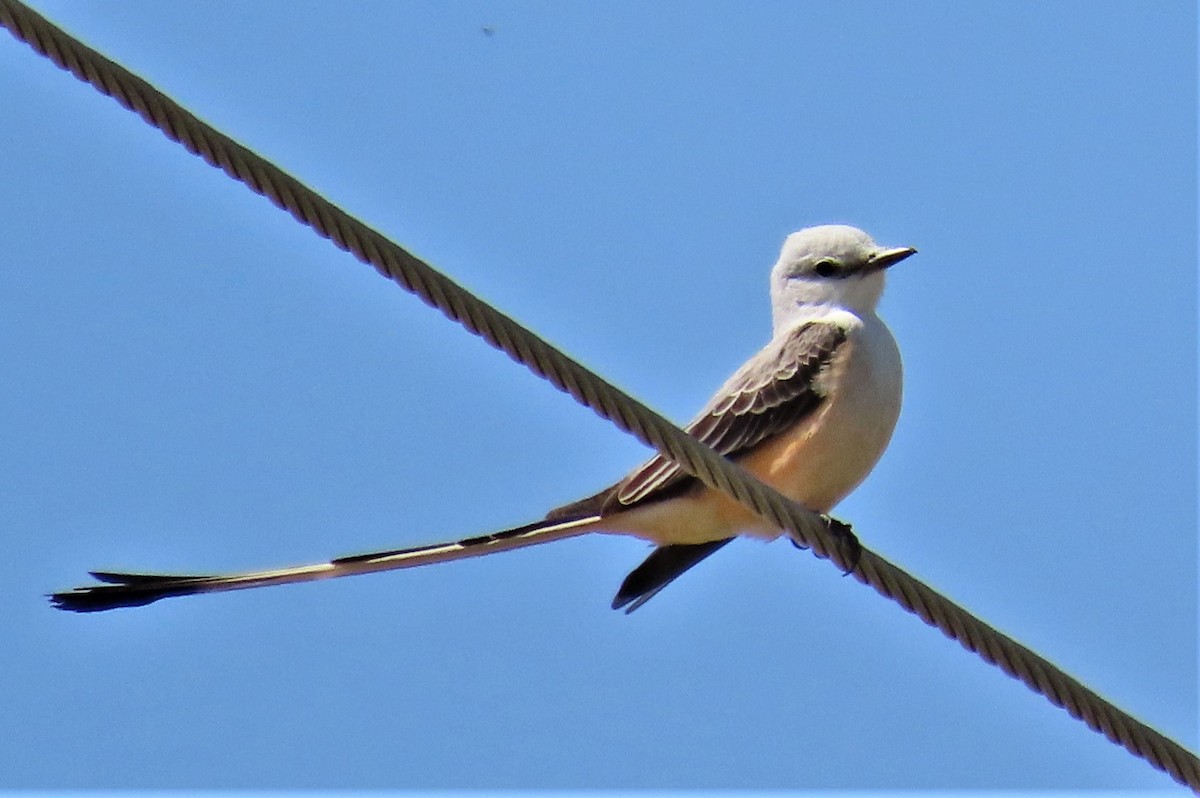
[607,320,848,509]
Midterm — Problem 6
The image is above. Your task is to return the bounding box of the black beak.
[867,246,917,271]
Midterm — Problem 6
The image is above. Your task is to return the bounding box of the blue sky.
[1,1,1195,791]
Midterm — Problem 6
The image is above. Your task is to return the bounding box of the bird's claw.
[791,515,862,575]
[822,515,862,575]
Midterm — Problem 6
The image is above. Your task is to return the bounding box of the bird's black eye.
[813,259,840,278]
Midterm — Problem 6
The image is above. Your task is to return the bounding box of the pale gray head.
[769,224,915,327]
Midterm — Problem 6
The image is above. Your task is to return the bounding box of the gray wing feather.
[605,320,848,510]
[542,320,848,613]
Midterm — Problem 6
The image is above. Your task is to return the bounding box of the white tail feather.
[50,515,600,612]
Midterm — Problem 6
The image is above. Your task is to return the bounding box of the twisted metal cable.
[2,0,1195,790]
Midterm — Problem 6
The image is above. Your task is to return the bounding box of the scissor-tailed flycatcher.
[51,224,915,614]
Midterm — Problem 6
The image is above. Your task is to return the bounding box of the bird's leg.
[789,514,862,575]
[824,515,862,575]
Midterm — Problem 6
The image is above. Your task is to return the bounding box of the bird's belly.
[747,321,903,517]
[740,379,899,515]
[608,319,902,545]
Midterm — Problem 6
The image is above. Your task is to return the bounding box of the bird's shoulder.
[545,319,854,519]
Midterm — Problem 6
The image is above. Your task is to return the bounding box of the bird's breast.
[736,313,902,520]
[601,313,902,546]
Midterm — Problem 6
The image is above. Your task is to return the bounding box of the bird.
[50,224,915,614]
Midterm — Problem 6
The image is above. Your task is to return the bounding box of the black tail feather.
[49,514,601,613]
[88,570,209,585]
[50,574,217,612]
[612,539,732,614]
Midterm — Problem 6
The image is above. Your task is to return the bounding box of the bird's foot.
[790,515,862,575]
[824,515,862,575]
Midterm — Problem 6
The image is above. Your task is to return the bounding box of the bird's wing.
[609,319,849,509]
[585,320,849,611]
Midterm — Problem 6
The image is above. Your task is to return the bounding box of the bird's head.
[769,225,915,326]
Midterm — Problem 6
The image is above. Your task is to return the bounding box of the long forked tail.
[49,515,601,613]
